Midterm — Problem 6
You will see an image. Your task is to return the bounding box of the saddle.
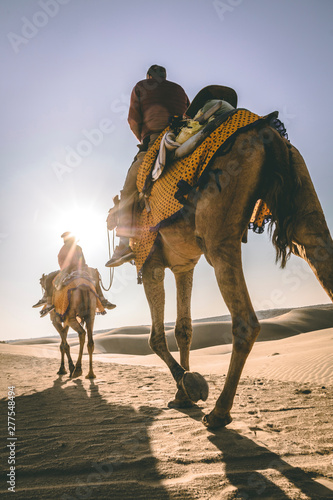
[106,86,239,232]
[152,99,236,181]
[53,268,94,291]
[52,277,106,322]
[106,100,237,230]
[132,107,274,274]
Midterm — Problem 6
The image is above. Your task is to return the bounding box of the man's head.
[146,65,167,81]
[61,231,76,244]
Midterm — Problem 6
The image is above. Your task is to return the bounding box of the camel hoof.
[85,372,96,379]
[202,409,232,430]
[168,387,195,408]
[71,368,82,378]
[168,398,195,409]
[57,368,67,375]
[180,371,209,403]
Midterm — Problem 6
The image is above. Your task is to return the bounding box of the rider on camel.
[33,232,115,316]
[105,64,190,267]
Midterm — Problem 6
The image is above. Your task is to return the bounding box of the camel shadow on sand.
[176,405,333,499]
[0,375,179,500]
[1,362,332,499]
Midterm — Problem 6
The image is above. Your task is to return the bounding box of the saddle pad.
[133,109,268,274]
[52,278,105,322]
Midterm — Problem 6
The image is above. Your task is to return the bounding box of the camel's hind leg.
[202,239,260,429]
[58,326,71,375]
[85,309,96,379]
[291,212,333,301]
[50,312,74,375]
[194,133,263,428]
[67,318,86,378]
[142,251,208,405]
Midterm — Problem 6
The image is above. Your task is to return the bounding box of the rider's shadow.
[0,376,183,500]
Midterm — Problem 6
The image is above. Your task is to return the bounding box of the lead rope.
[100,228,115,292]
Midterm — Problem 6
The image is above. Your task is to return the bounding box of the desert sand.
[1,304,333,499]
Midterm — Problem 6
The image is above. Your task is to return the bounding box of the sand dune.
[88,304,333,355]
[2,305,333,385]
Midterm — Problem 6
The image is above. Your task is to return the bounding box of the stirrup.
[105,247,134,267]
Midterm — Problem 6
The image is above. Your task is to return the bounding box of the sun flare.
[52,204,109,262]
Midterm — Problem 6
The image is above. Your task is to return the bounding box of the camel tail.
[262,128,302,268]
[85,288,97,328]
[78,287,91,326]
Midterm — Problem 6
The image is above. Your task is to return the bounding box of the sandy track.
[1,352,333,499]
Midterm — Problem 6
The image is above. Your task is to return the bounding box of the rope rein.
[100,228,115,291]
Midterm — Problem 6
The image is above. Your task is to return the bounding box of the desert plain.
[1,304,333,499]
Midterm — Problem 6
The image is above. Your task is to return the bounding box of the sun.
[52,203,109,262]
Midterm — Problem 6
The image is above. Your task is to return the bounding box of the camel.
[40,274,98,379]
[140,124,333,429]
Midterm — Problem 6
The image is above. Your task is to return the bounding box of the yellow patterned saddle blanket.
[52,278,105,321]
[132,109,271,273]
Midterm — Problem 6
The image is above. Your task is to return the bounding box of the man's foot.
[40,305,55,317]
[32,298,47,308]
[105,245,134,267]
[101,299,116,310]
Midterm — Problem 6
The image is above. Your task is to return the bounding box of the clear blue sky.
[1,0,332,340]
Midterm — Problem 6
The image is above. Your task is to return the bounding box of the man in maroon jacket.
[106,65,190,267]
[57,232,86,272]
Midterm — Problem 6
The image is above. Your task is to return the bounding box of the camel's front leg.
[168,269,200,408]
[174,270,194,371]
[202,240,260,429]
[142,255,208,405]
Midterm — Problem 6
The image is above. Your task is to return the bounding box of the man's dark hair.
[147,64,167,80]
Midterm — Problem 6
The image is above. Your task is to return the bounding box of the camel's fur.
[141,126,333,429]
[41,274,97,379]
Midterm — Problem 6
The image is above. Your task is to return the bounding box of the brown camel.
[40,274,98,379]
[140,124,333,429]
